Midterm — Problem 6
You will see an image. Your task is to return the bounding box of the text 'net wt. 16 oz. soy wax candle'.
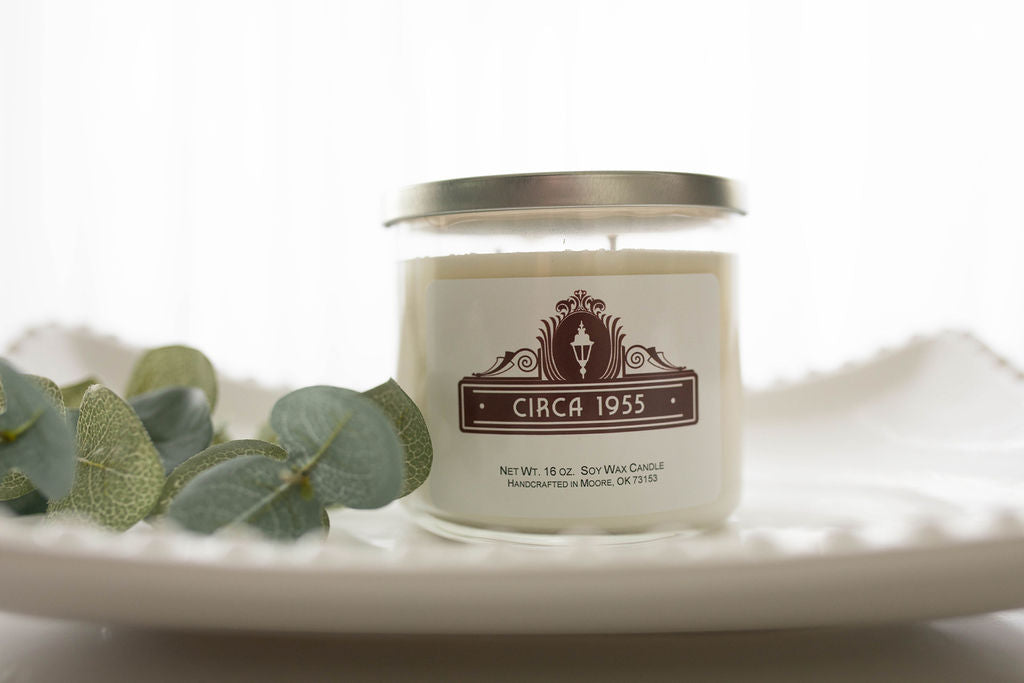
[385,171,745,544]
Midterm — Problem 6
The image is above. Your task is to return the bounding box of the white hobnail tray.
[0,325,1021,633]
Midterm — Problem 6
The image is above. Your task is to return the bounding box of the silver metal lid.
[382,171,745,226]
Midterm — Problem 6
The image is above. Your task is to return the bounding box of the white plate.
[0,326,1022,633]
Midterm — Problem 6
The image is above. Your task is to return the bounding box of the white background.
[2,0,1023,390]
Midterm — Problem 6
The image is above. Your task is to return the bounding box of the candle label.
[458,289,699,434]
[426,273,721,517]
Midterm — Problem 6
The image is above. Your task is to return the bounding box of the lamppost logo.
[458,290,698,435]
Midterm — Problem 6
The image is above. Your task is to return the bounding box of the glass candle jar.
[385,171,744,543]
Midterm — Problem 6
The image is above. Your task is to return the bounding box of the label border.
[459,370,698,435]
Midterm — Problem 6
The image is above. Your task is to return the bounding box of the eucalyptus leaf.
[364,379,432,497]
[0,374,68,501]
[60,377,100,410]
[167,455,325,540]
[270,386,403,509]
[126,346,218,410]
[0,470,33,500]
[27,376,66,418]
[2,489,47,516]
[50,385,165,530]
[129,386,213,473]
[152,439,287,516]
[0,361,75,500]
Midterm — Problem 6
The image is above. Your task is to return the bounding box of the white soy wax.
[385,172,744,543]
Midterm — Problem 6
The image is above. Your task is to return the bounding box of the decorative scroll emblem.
[459,290,698,435]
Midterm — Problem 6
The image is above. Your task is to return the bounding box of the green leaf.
[26,376,66,418]
[364,379,432,497]
[271,386,403,509]
[0,361,75,500]
[49,386,165,530]
[167,455,325,540]
[0,469,34,501]
[129,386,213,473]
[126,346,218,410]
[66,408,80,438]
[152,439,286,516]
[0,374,68,501]
[60,377,100,411]
[2,489,48,516]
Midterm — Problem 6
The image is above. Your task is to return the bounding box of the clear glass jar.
[385,172,744,544]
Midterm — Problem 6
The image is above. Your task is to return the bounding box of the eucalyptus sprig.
[0,345,432,541]
[0,362,75,501]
